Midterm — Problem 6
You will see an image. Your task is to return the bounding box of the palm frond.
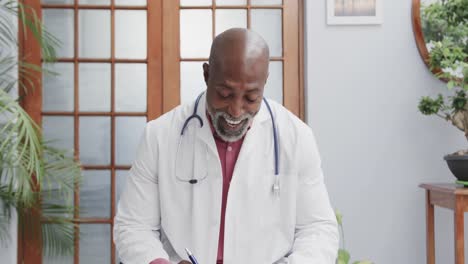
[41,222,75,257]
[40,169,79,257]
[0,185,16,244]
[0,210,11,245]
[0,185,17,215]
[42,144,81,197]
[0,89,81,254]
[0,2,18,50]
[1,1,60,62]
[40,185,77,257]
[0,89,42,199]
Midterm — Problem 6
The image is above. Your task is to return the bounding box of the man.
[114,28,338,264]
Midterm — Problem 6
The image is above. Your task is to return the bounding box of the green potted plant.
[0,0,81,258]
[335,210,373,264]
[417,0,468,182]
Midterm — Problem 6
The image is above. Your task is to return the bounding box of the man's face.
[203,57,268,142]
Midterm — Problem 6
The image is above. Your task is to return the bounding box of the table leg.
[455,196,464,264]
[426,190,435,264]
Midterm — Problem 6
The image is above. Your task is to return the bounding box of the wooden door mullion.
[298,0,304,120]
[110,0,116,263]
[162,0,180,112]
[18,0,43,262]
[52,58,147,63]
[41,4,146,10]
[147,0,163,120]
[73,0,80,263]
[283,0,302,119]
[247,0,251,28]
[42,111,147,116]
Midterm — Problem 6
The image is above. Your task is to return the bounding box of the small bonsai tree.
[418,0,468,149]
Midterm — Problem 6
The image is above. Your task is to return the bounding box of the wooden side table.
[420,183,468,264]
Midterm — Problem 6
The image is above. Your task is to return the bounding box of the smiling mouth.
[222,117,247,130]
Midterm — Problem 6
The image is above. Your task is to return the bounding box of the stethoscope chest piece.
[272,177,280,196]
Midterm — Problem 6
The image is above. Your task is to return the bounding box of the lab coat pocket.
[255,171,297,262]
[262,171,297,227]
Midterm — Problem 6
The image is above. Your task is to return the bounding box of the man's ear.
[203,63,210,84]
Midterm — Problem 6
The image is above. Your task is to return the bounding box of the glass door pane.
[42,9,74,58]
[80,170,111,218]
[79,117,111,165]
[115,63,147,112]
[42,63,74,111]
[115,117,146,165]
[79,63,111,111]
[180,9,212,58]
[264,61,283,103]
[42,116,74,150]
[79,10,111,58]
[79,224,111,263]
[115,0,146,5]
[215,9,247,36]
[115,10,147,59]
[180,0,212,6]
[79,0,110,5]
[250,9,283,57]
[180,62,206,104]
[216,0,247,5]
[251,0,282,5]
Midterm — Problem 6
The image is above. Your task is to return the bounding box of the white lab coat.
[114,93,338,264]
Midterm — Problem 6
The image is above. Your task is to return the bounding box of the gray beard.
[208,110,253,142]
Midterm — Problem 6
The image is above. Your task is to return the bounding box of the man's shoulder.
[263,98,317,151]
[265,98,309,132]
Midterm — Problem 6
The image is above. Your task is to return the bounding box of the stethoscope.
[176,92,280,196]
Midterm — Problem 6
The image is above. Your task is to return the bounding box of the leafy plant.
[418,0,468,144]
[335,210,373,264]
[0,0,81,257]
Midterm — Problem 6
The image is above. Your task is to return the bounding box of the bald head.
[209,28,270,68]
[204,28,270,87]
[203,28,270,142]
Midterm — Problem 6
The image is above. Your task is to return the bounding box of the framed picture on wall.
[327,0,383,25]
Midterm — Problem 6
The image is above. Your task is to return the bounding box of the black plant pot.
[444,154,468,181]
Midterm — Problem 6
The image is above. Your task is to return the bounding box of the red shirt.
[213,129,244,264]
[151,116,244,264]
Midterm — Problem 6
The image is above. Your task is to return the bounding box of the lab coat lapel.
[194,93,218,156]
[223,100,274,263]
[234,100,271,165]
[187,93,223,263]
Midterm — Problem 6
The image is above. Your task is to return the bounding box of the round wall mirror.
[412,0,467,84]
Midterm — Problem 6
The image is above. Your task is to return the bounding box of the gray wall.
[305,0,466,263]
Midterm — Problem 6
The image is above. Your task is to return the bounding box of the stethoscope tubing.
[178,92,280,191]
